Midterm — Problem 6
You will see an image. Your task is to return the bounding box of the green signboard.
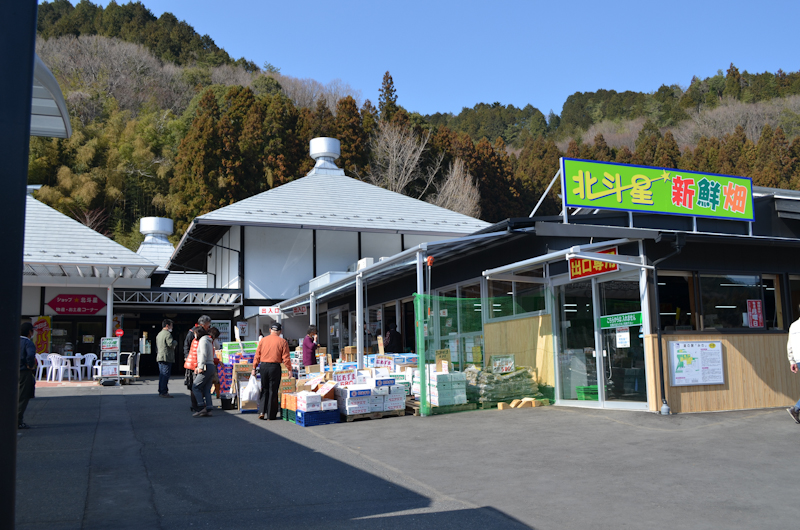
[561,158,754,222]
[600,312,642,329]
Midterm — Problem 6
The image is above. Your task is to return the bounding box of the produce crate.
[295,409,340,427]
[282,409,296,423]
[576,385,599,401]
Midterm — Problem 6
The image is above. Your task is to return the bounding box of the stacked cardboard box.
[410,368,468,407]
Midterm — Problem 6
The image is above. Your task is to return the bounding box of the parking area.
[15,378,800,529]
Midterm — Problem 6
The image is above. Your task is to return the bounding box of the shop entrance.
[326,308,349,359]
[555,272,647,409]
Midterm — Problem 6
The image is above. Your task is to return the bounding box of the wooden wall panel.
[644,333,798,413]
[484,315,554,387]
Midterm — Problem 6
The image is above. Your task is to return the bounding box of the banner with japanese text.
[32,316,51,354]
[561,158,753,221]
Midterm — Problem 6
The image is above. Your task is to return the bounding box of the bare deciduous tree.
[366,121,442,198]
[427,158,481,218]
[273,74,361,112]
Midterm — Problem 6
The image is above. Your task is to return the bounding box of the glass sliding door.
[556,281,598,402]
[598,278,646,403]
[555,273,649,408]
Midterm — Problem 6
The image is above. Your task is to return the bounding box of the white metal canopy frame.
[278,232,512,369]
[483,237,655,411]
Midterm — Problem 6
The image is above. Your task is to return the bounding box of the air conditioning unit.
[357,257,374,270]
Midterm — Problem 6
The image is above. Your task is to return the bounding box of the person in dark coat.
[19,322,36,430]
[384,322,403,353]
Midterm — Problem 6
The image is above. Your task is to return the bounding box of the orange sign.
[32,316,51,355]
[569,247,618,280]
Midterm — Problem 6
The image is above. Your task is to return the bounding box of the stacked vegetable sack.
[464,366,542,403]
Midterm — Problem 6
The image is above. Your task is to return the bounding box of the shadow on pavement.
[15,382,533,530]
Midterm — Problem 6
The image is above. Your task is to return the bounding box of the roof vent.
[307,137,345,176]
[310,137,340,161]
[136,217,175,269]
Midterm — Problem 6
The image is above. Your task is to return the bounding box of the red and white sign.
[47,294,106,315]
[292,306,308,316]
[375,355,394,368]
[259,306,281,316]
[333,369,357,386]
[746,299,764,328]
[115,328,124,337]
[569,248,618,280]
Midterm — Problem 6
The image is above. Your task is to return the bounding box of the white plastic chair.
[48,354,80,382]
[35,353,51,381]
[73,354,83,381]
[79,354,97,380]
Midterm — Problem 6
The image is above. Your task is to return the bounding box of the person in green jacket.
[156,319,176,397]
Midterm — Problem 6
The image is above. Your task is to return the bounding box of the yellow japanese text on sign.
[568,247,618,280]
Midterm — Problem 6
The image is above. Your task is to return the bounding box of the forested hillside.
[29,1,800,251]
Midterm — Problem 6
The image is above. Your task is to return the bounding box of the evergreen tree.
[168,89,224,233]
[378,71,398,122]
[360,99,379,140]
[335,96,367,176]
[654,131,681,168]
[615,146,633,164]
[310,98,335,138]
[591,134,612,162]
[724,63,742,100]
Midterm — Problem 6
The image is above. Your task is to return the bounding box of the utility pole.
[0,2,38,528]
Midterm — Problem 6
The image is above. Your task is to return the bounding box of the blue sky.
[88,0,800,118]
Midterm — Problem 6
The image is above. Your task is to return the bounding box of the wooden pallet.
[341,409,405,422]
[406,398,477,416]
[476,398,551,409]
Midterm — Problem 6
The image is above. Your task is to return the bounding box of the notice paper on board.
[668,341,724,386]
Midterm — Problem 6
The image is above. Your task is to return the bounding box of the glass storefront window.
[699,274,762,329]
[657,272,697,331]
[488,280,513,319]
[516,283,545,314]
[458,284,483,333]
[762,274,783,330]
[789,276,800,323]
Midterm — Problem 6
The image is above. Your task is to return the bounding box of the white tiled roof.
[24,197,157,278]
[197,169,489,235]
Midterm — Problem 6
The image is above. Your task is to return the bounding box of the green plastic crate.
[576,385,599,401]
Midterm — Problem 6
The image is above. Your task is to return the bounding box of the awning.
[278,231,518,311]
[31,54,71,139]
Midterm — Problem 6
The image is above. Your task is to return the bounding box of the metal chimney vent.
[136,217,175,269]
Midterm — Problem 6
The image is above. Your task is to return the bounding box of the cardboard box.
[388,385,406,395]
[371,385,389,396]
[385,394,405,404]
[369,395,385,405]
[338,396,369,407]
[320,399,338,411]
[343,405,369,415]
[297,402,321,412]
[369,403,384,412]
[374,378,396,387]
[384,401,405,411]
[337,386,372,398]
[297,391,321,404]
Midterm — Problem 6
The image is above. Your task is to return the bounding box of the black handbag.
[184,369,193,389]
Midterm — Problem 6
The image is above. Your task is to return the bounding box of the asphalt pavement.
[15,378,800,529]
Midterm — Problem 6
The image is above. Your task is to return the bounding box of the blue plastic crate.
[295,409,340,427]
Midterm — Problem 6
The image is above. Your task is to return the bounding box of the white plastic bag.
[241,375,261,402]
